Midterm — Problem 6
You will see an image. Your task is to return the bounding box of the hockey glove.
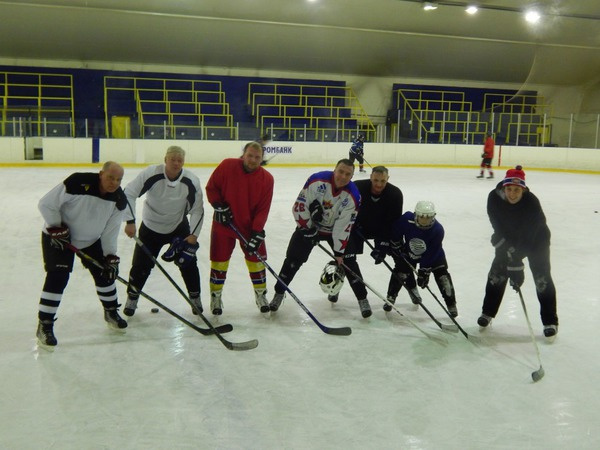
[507,263,525,292]
[175,241,199,269]
[370,241,390,265]
[161,237,183,262]
[213,203,233,225]
[417,268,431,288]
[245,230,265,254]
[300,226,319,246]
[102,255,120,281]
[308,200,324,224]
[47,226,70,251]
[389,239,402,256]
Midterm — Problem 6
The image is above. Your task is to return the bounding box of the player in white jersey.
[36,161,127,349]
[269,159,366,316]
[122,146,204,317]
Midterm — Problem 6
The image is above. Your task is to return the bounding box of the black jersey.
[354,180,404,240]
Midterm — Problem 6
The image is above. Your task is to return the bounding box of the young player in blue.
[389,201,458,317]
[348,134,366,173]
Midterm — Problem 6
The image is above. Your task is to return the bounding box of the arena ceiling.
[0,0,599,86]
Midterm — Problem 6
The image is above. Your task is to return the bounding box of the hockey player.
[122,146,204,317]
[389,201,458,317]
[348,134,366,173]
[269,159,364,317]
[341,166,404,313]
[478,165,558,338]
[477,133,495,179]
[205,141,274,315]
[36,161,128,349]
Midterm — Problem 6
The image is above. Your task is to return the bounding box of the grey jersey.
[124,164,204,236]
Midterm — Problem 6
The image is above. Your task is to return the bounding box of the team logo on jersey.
[323,200,333,210]
[408,238,426,256]
[341,198,349,208]
[316,183,327,194]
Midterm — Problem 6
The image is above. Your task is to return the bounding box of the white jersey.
[39,172,126,255]
[293,170,360,254]
[123,164,204,236]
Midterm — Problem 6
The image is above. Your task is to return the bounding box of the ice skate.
[210,291,223,315]
[407,288,422,305]
[446,302,458,318]
[36,319,57,350]
[269,292,285,312]
[104,306,128,332]
[123,296,138,317]
[190,295,203,315]
[544,324,558,341]
[254,289,270,313]
[383,295,396,312]
[358,298,372,318]
[477,314,493,328]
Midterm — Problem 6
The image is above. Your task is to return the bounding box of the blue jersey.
[391,211,445,269]
[350,138,364,156]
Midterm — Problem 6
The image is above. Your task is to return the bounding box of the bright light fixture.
[466,6,478,15]
[525,9,541,23]
[423,2,438,11]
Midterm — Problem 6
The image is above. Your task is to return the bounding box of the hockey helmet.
[319,261,345,296]
[414,201,436,229]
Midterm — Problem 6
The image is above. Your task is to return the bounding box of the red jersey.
[206,158,274,237]
[483,137,495,158]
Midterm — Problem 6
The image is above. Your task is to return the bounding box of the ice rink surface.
[0,164,599,449]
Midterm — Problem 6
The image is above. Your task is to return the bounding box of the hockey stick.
[359,237,458,333]
[394,251,477,341]
[349,148,372,169]
[132,237,258,351]
[230,224,351,336]
[517,287,545,382]
[65,243,232,338]
[261,154,278,166]
[317,244,446,345]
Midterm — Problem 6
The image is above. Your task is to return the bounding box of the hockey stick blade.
[532,366,545,383]
[317,323,352,336]
[131,237,258,351]
[226,338,259,351]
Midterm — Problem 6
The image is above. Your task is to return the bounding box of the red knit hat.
[502,165,526,188]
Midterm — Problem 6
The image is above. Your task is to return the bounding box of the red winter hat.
[502,165,526,188]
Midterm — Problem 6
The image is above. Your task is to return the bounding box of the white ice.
[0,165,599,449]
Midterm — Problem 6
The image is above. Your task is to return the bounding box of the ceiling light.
[466,6,478,15]
[423,2,438,11]
[525,9,541,23]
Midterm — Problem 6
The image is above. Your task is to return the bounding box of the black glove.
[47,226,70,251]
[300,227,319,246]
[507,264,524,292]
[417,268,431,288]
[246,230,265,254]
[175,241,199,268]
[389,240,402,255]
[370,241,390,265]
[308,200,324,223]
[102,254,120,281]
[213,203,233,225]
